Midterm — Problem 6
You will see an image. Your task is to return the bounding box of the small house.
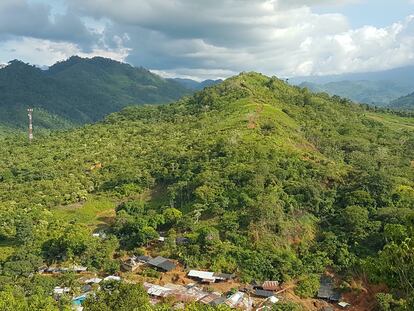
[213,272,235,282]
[104,275,121,281]
[72,265,88,273]
[262,281,279,291]
[188,270,217,283]
[254,289,275,298]
[144,282,173,298]
[122,258,141,272]
[53,287,70,295]
[137,255,152,263]
[147,256,177,272]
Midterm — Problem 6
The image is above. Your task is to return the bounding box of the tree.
[163,207,182,226]
[83,281,152,311]
[294,274,320,298]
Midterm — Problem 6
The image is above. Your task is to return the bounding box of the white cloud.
[0,37,129,66]
[1,0,414,79]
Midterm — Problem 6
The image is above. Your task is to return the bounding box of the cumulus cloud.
[0,0,98,50]
[0,0,413,79]
[0,37,130,66]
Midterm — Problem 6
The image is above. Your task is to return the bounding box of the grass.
[52,196,116,230]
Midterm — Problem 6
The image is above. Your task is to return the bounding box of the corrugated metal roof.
[262,280,279,291]
[147,256,176,271]
[254,289,274,298]
[188,270,215,279]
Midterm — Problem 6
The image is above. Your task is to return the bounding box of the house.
[147,256,176,272]
[144,282,173,298]
[213,272,235,281]
[136,255,152,263]
[225,291,244,308]
[104,275,121,281]
[187,270,234,283]
[254,289,275,298]
[72,265,88,273]
[199,293,222,305]
[122,257,141,272]
[262,281,279,291]
[188,270,217,283]
[53,287,70,295]
[317,276,341,301]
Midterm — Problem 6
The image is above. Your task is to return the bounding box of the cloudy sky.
[0,0,413,80]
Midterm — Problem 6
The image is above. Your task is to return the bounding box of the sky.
[0,0,413,80]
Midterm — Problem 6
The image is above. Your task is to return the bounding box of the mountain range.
[390,92,414,110]
[169,78,223,90]
[292,65,414,108]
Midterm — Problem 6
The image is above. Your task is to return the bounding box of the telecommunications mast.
[27,108,33,143]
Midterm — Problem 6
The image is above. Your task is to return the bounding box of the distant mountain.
[292,65,414,106]
[389,92,414,110]
[300,80,413,106]
[170,78,223,90]
[0,56,191,129]
[291,65,414,85]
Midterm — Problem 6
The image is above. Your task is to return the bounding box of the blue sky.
[314,0,414,28]
[1,0,414,80]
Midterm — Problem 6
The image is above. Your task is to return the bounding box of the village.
[40,235,352,311]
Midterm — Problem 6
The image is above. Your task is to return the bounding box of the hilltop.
[0,56,191,129]
[0,72,413,310]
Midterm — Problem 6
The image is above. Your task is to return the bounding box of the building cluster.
[144,282,253,310]
[40,252,350,311]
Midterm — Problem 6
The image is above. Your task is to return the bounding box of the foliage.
[0,72,413,306]
[294,274,320,298]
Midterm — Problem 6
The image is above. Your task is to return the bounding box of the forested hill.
[390,92,414,110]
[0,56,191,129]
[1,73,414,310]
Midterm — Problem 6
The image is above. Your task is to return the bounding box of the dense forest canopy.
[0,56,191,129]
[0,73,413,310]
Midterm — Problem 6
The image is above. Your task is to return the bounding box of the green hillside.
[0,73,413,309]
[390,92,414,110]
[0,57,191,129]
[300,80,412,106]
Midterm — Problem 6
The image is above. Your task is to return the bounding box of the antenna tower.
[27,108,33,142]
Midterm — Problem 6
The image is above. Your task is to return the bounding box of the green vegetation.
[0,72,413,309]
[0,56,191,129]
